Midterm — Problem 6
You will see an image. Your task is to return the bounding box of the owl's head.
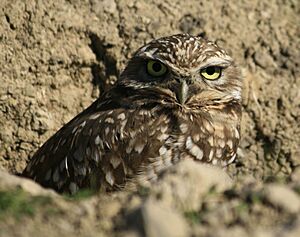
[119,34,242,108]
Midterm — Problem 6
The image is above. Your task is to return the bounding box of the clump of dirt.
[0,0,299,236]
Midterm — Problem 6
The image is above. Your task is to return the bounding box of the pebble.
[142,199,189,237]
[263,184,300,214]
[152,160,233,211]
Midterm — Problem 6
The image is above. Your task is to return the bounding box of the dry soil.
[0,0,299,237]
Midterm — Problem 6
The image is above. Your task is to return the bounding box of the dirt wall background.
[0,0,299,236]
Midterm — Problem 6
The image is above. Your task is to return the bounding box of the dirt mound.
[0,0,299,236]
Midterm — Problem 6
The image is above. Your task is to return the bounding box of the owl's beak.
[176,80,189,104]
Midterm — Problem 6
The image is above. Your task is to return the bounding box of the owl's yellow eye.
[200,66,222,80]
[147,60,167,77]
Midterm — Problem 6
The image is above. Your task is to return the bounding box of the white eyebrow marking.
[138,48,158,58]
[200,56,232,68]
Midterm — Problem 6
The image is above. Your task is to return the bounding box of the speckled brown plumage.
[22,34,242,194]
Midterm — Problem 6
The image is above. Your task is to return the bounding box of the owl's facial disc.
[174,64,225,104]
[119,34,242,106]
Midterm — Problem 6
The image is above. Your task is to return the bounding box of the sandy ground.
[0,0,299,236]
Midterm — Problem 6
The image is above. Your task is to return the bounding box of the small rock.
[31,107,55,134]
[291,166,300,183]
[0,170,57,197]
[91,0,117,15]
[253,50,276,69]
[290,151,300,168]
[0,125,14,143]
[77,45,96,64]
[152,160,233,211]
[263,184,300,214]
[212,226,249,237]
[142,199,189,237]
[23,84,36,98]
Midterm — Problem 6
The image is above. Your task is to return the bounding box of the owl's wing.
[22,88,171,194]
[22,98,110,193]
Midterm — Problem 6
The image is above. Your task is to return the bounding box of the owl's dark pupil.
[152,62,162,72]
[206,67,216,75]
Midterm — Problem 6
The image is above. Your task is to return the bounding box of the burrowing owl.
[22,34,242,194]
